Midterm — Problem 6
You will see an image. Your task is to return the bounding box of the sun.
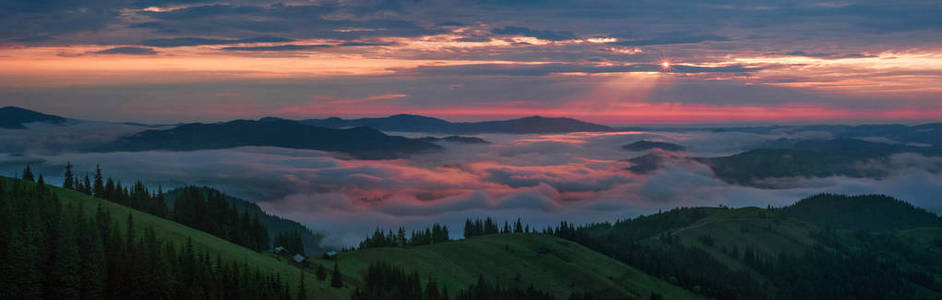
[661,61,671,69]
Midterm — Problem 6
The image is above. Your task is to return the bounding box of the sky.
[1,0,941,124]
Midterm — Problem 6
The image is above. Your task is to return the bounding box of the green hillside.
[163,186,325,255]
[783,193,942,230]
[11,172,939,299]
[2,176,699,299]
[562,195,942,299]
[0,176,346,299]
[322,233,700,300]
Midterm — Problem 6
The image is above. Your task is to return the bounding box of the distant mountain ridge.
[0,106,67,129]
[295,114,614,134]
[98,119,443,159]
[622,138,942,187]
[623,140,685,152]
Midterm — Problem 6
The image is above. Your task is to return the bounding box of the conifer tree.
[22,166,34,182]
[50,204,81,299]
[63,162,75,190]
[78,210,106,300]
[93,165,104,197]
[330,263,344,288]
[297,270,307,300]
[316,264,327,281]
[82,174,92,195]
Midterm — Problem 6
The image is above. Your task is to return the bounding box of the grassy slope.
[642,205,942,298]
[15,177,696,299]
[0,177,346,300]
[319,233,701,300]
[661,207,819,269]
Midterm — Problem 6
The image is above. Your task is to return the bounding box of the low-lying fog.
[3,124,941,248]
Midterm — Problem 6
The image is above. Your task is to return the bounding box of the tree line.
[351,261,557,300]
[463,217,530,239]
[0,177,296,300]
[57,164,270,252]
[358,224,450,249]
[542,208,766,299]
[173,186,269,251]
[274,231,306,255]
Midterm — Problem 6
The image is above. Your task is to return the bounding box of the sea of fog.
[2,125,942,248]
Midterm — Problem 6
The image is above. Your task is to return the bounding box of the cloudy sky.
[1,0,940,124]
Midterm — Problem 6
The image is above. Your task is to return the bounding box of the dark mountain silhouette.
[705,123,942,147]
[298,114,454,132]
[0,106,67,129]
[620,138,941,186]
[417,136,490,144]
[624,151,684,174]
[98,119,442,159]
[697,138,942,186]
[297,114,614,134]
[623,140,685,151]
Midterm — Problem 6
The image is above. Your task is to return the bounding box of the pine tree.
[82,174,92,195]
[93,165,104,198]
[464,219,473,239]
[63,162,75,190]
[297,270,307,300]
[330,263,344,288]
[316,264,327,281]
[22,166,34,182]
[50,204,81,299]
[78,210,106,300]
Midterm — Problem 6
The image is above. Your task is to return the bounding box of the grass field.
[320,233,701,299]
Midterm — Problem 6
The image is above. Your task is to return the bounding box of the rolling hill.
[0,106,67,129]
[328,233,700,300]
[622,140,685,152]
[562,194,942,299]
[97,119,443,159]
[1,176,699,299]
[0,176,341,299]
[8,171,941,299]
[297,114,614,134]
[621,138,942,186]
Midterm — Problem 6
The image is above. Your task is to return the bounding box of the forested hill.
[0,175,336,299]
[297,114,614,134]
[97,119,442,159]
[6,167,941,300]
[0,175,698,300]
[164,186,325,255]
[784,194,942,230]
[542,194,942,299]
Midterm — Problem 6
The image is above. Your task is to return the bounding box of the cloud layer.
[3,124,940,247]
